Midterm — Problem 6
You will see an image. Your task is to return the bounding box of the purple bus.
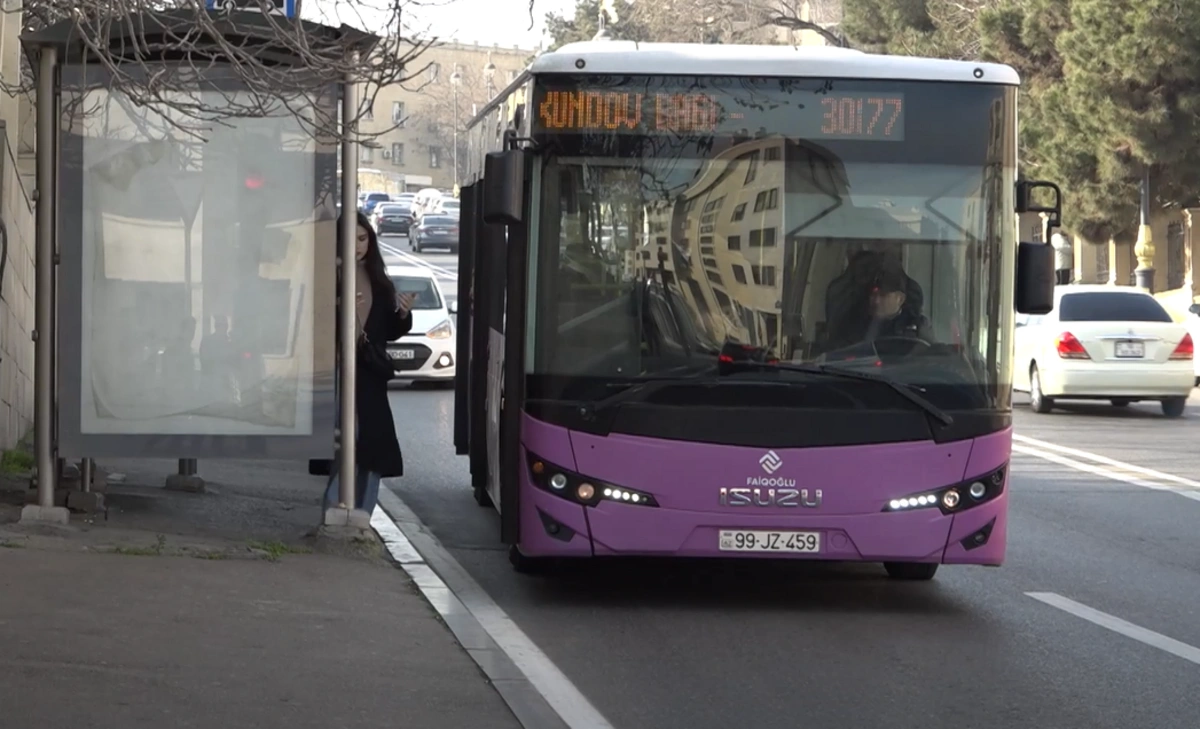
[452,41,1060,580]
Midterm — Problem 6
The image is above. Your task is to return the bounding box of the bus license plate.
[1115,340,1144,358]
[718,530,820,553]
[390,349,415,360]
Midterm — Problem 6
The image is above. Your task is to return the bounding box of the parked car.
[386,264,457,385]
[372,203,412,235]
[1013,284,1194,416]
[1184,301,1200,386]
[410,214,459,254]
[361,192,391,215]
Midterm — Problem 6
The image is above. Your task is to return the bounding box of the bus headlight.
[883,464,1007,515]
[526,451,659,508]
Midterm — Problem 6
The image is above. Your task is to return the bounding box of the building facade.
[1,11,37,452]
[357,40,536,194]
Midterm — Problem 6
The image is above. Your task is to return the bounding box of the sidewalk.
[0,457,523,729]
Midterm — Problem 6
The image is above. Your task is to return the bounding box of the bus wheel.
[509,544,550,574]
[883,562,939,580]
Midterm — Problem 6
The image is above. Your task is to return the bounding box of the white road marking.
[371,493,615,729]
[380,240,459,279]
[1012,435,1200,502]
[1026,592,1200,666]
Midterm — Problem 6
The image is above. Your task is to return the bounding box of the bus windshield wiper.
[581,368,780,420]
[722,360,953,427]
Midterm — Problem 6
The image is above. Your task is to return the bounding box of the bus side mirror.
[1016,241,1055,315]
[483,150,526,226]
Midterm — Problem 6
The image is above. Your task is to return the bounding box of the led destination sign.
[534,87,906,141]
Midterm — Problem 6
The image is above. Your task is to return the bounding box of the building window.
[748,227,777,247]
[727,235,741,250]
[751,265,776,287]
[362,99,374,121]
[430,147,440,168]
[392,102,405,126]
[753,188,779,213]
[732,265,747,284]
[429,62,440,82]
[391,143,404,165]
[360,146,373,164]
[731,203,746,222]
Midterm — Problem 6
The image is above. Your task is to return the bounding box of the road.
[381,239,1200,729]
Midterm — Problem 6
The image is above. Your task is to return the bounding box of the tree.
[14,0,431,143]
[544,0,848,49]
[544,0,649,49]
[409,62,503,188]
[842,0,1002,60]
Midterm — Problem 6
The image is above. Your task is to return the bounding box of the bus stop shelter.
[19,10,375,527]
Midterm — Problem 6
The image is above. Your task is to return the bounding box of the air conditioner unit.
[382,149,392,159]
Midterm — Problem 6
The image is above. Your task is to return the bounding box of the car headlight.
[425,319,454,339]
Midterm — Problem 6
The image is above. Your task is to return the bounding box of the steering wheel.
[870,336,934,360]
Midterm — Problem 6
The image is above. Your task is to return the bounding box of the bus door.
[478,149,531,545]
[479,204,509,518]
[454,183,476,458]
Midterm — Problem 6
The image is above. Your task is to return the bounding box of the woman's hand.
[396,292,415,315]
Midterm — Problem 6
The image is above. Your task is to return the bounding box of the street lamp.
[449,64,462,190]
[1134,164,1155,291]
[483,53,496,98]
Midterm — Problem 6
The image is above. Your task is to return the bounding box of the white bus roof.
[529,41,1019,86]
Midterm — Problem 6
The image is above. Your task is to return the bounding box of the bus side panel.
[453,183,477,456]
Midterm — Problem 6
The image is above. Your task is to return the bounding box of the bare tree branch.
[8,0,439,143]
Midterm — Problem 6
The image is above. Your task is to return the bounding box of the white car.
[1183,301,1200,385]
[1013,285,1194,416]
[385,264,457,385]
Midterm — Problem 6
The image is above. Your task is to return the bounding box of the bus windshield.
[528,75,1016,413]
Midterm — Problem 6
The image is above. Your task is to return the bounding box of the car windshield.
[528,75,1017,413]
[1058,292,1173,322]
[389,276,442,309]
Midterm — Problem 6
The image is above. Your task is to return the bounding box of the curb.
[370,488,577,729]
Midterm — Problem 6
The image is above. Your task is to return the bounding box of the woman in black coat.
[322,212,415,513]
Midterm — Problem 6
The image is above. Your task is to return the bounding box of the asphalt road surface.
[383,246,1200,729]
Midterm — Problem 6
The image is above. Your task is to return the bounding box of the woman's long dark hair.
[342,210,396,304]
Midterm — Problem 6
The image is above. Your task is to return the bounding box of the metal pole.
[80,458,93,494]
[339,59,360,510]
[452,84,459,190]
[34,47,58,508]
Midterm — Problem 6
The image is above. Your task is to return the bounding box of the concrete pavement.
[0,453,524,729]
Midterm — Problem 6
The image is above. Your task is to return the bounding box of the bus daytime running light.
[601,486,657,506]
[941,489,960,509]
[526,452,659,507]
[888,493,939,510]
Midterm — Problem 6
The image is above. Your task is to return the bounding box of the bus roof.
[529,41,1019,86]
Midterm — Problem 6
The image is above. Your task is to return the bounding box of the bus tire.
[508,544,549,574]
[883,562,939,580]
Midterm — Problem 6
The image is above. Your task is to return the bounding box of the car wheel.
[1161,397,1187,417]
[883,562,938,580]
[1029,364,1053,414]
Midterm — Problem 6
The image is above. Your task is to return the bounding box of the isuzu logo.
[759,450,783,474]
[719,487,822,508]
